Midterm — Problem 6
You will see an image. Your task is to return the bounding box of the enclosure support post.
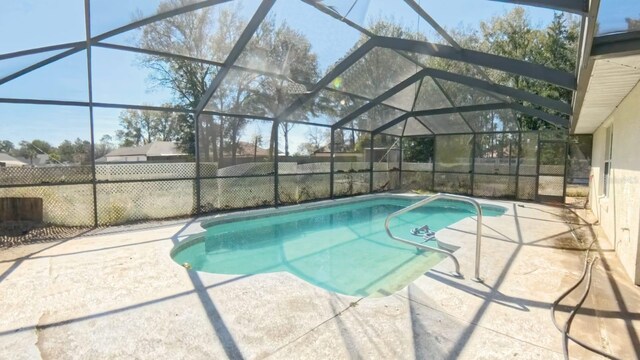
[369,134,374,193]
[398,136,403,190]
[515,131,522,199]
[274,120,279,207]
[193,116,201,215]
[470,134,477,196]
[562,138,569,202]
[432,135,437,192]
[84,0,98,227]
[535,133,542,202]
[329,129,335,199]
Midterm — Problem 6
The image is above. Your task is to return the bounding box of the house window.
[603,125,613,197]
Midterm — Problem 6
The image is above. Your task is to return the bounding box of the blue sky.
[0,0,569,152]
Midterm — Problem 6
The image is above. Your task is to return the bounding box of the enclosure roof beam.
[407,78,436,135]
[509,103,568,128]
[420,67,572,114]
[331,69,429,130]
[92,43,409,114]
[0,47,85,86]
[332,63,571,133]
[485,0,587,14]
[373,37,577,90]
[91,0,233,43]
[404,0,517,104]
[372,103,510,135]
[372,102,568,135]
[193,0,275,116]
[590,31,640,59]
[275,38,377,119]
[431,78,474,133]
[0,42,85,61]
[300,0,375,37]
[0,0,233,87]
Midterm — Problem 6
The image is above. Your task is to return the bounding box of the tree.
[0,140,14,153]
[54,138,91,164]
[241,17,320,159]
[136,3,319,162]
[116,108,179,146]
[136,0,223,156]
[626,15,640,31]
[29,139,53,155]
[15,140,54,164]
[478,9,578,130]
[57,140,77,163]
[250,131,263,161]
[17,141,38,164]
[404,137,434,163]
[330,19,419,135]
[95,134,115,159]
[297,126,328,155]
[73,138,91,164]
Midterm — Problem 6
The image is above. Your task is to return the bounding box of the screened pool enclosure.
[0,0,593,226]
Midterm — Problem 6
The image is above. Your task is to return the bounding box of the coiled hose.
[550,243,620,360]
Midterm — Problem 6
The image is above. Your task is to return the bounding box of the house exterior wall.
[589,82,640,285]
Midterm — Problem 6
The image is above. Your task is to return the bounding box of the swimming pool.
[172,195,506,297]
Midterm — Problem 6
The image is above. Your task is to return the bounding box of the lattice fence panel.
[539,165,565,175]
[434,134,473,173]
[538,176,564,196]
[200,176,275,212]
[334,162,370,172]
[519,133,538,176]
[473,175,516,198]
[372,171,400,192]
[278,162,329,175]
[278,174,330,204]
[474,133,519,175]
[401,171,433,192]
[517,176,537,200]
[95,162,196,181]
[199,163,219,178]
[373,163,391,171]
[402,162,433,172]
[434,173,471,195]
[333,173,370,197]
[0,166,92,185]
[216,162,275,177]
[96,180,196,225]
[0,184,94,226]
[474,159,518,175]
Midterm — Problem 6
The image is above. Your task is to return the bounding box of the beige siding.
[589,81,640,284]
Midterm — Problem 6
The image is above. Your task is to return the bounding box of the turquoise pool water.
[172,197,506,297]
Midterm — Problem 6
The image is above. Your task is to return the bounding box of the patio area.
[2,197,638,359]
[2,0,640,358]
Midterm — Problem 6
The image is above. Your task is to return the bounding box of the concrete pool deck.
[1,197,638,359]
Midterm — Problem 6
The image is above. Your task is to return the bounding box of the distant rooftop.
[105,142,186,158]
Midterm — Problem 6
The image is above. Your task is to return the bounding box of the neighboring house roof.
[0,152,27,167]
[105,141,186,158]
[230,141,271,157]
[12,153,49,166]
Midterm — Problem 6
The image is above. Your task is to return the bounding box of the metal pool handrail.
[384,193,484,282]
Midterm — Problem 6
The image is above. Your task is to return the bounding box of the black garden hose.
[550,243,620,360]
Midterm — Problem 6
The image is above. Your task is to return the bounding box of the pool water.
[172,197,506,297]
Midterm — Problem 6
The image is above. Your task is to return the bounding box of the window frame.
[603,125,613,197]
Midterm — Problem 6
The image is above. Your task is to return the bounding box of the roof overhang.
[573,54,640,133]
[571,0,640,134]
